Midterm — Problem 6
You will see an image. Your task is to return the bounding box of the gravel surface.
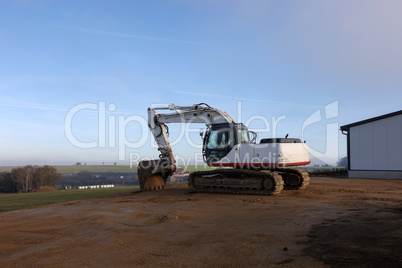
[1,177,401,267]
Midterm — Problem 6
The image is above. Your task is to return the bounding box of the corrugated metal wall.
[350,114,402,171]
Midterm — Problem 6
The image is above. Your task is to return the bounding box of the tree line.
[0,165,60,193]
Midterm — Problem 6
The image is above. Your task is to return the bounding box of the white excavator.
[137,103,310,195]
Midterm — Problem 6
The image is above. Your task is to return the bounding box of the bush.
[309,167,347,177]
[0,171,19,193]
[0,165,60,193]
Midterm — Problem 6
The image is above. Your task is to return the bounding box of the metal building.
[340,110,402,179]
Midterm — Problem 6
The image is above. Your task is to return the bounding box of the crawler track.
[274,168,310,190]
[188,169,284,195]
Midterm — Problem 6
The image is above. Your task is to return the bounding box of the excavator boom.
[138,103,235,190]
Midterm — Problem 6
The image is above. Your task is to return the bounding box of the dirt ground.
[0,177,401,268]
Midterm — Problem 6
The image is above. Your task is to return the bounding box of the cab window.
[238,129,250,143]
[207,129,234,149]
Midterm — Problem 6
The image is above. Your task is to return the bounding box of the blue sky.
[1,0,401,166]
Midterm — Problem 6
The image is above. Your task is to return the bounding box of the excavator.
[137,103,310,195]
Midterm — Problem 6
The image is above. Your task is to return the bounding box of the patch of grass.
[0,165,215,174]
[56,164,214,174]
[55,165,137,174]
[180,165,215,173]
[0,165,137,173]
[0,166,15,172]
[0,186,139,213]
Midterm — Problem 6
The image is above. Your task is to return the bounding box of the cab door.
[204,127,235,162]
[237,128,255,166]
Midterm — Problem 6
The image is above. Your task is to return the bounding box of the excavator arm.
[138,103,235,191]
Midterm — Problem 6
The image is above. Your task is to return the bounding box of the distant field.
[56,165,137,174]
[0,165,339,174]
[179,165,215,172]
[0,186,139,213]
[0,165,214,174]
[0,165,136,173]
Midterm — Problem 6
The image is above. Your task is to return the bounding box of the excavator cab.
[202,123,256,163]
[203,124,235,161]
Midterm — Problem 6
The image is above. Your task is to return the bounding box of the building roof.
[340,110,402,131]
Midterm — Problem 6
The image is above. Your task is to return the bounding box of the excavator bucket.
[137,160,173,191]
